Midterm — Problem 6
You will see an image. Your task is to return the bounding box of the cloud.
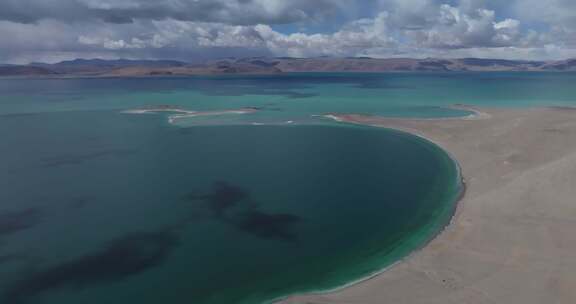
[254,12,396,57]
[513,0,576,48]
[404,5,513,49]
[0,0,343,25]
[0,0,575,63]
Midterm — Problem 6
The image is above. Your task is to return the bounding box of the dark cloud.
[0,0,341,25]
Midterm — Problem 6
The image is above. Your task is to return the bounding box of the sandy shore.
[282,107,576,304]
[121,106,259,124]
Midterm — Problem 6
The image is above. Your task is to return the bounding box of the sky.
[1,0,576,64]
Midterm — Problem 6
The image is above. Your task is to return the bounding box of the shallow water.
[1,73,572,303]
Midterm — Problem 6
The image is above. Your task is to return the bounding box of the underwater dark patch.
[186,181,249,217]
[0,208,42,236]
[186,181,303,242]
[2,231,178,304]
[235,211,302,242]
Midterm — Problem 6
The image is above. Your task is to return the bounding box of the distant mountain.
[52,59,186,67]
[269,57,552,72]
[2,57,576,77]
[29,59,188,75]
[540,59,576,71]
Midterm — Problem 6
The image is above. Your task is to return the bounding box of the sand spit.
[121,105,259,124]
[167,109,258,124]
[320,105,490,124]
[283,107,576,304]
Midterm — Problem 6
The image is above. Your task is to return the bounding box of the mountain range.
[1,57,576,77]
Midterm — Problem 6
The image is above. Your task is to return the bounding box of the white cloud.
[253,12,395,57]
[0,0,575,63]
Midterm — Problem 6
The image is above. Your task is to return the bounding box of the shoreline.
[272,145,465,304]
[321,105,491,125]
[121,106,259,124]
[283,106,576,304]
[272,113,469,304]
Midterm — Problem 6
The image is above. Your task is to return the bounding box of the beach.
[283,107,576,304]
[121,106,259,124]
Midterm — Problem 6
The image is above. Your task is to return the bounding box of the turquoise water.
[2,73,576,119]
[1,72,573,304]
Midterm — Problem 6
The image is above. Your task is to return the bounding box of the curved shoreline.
[126,106,471,304]
[122,105,576,304]
[283,106,576,304]
[320,105,490,124]
[273,116,468,304]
